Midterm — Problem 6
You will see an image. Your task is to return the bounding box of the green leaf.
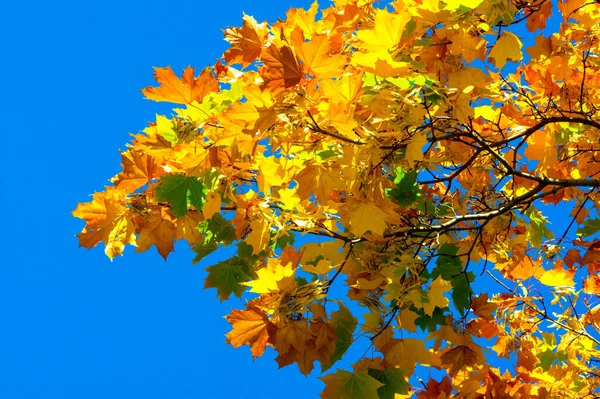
[367,368,409,399]
[576,218,600,237]
[362,72,380,88]
[199,213,236,244]
[385,167,421,206]
[524,207,553,247]
[275,232,295,249]
[413,305,448,332]
[316,149,339,162]
[155,175,208,217]
[201,168,222,191]
[429,244,462,280]
[237,241,257,259]
[204,256,251,301]
[451,273,472,316]
[322,304,357,372]
[191,239,218,264]
[320,370,383,399]
[418,200,453,217]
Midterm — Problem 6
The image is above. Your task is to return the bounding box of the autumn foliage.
[73,0,600,396]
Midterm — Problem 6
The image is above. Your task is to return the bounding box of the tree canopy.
[73,0,600,396]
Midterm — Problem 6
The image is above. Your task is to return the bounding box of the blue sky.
[0,0,321,397]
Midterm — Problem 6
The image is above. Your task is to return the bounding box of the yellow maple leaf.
[73,188,136,260]
[321,73,363,104]
[488,32,523,69]
[405,131,428,169]
[538,264,575,287]
[396,310,419,333]
[382,338,432,374]
[202,192,222,219]
[244,259,295,294]
[351,51,409,78]
[348,202,388,237]
[356,9,412,51]
[443,0,484,11]
[246,218,271,255]
[297,34,347,78]
[425,276,452,315]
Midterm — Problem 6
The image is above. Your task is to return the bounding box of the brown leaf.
[440,345,477,375]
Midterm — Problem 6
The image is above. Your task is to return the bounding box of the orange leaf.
[112,149,165,193]
[225,307,272,359]
[141,66,218,104]
[223,14,269,67]
[260,44,302,93]
[296,34,347,78]
[471,294,498,321]
[136,209,176,260]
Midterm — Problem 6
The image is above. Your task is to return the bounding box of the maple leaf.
[226,306,272,359]
[321,73,363,104]
[523,129,557,173]
[73,188,136,260]
[223,14,269,68]
[356,8,411,51]
[443,0,484,11]
[538,262,575,287]
[440,345,478,375]
[204,256,252,301]
[488,32,523,69]
[246,218,271,255]
[296,34,347,78]
[381,338,432,374]
[408,276,451,316]
[386,167,420,206]
[260,44,302,93]
[311,320,338,363]
[405,131,427,169]
[274,320,317,375]
[136,209,176,260]
[471,294,498,321]
[367,368,409,399]
[154,174,208,218]
[320,369,383,399]
[322,304,357,372]
[244,259,295,294]
[112,149,165,192]
[348,202,388,237]
[75,1,600,397]
[141,66,218,104]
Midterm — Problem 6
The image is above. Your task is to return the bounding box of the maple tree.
[72,0,600,396]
